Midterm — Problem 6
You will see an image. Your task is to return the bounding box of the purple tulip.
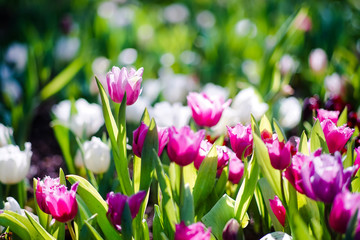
[227,123,253,159]
[265,138,292,170]
[106,66,143,105]
[228,150,244,184]
[167,126,205,167]
[175,221,211,240]
[269,195,286,227]
[317,109,340,124]
[193,140,230,175]
[329,190,360,234]
[321,119,354,154]
[301,151,356,203]
[132,122,169,158]
[106,191,146,231]
[187,92,231,127]
[36,176,78,222]
[355,147,360,175]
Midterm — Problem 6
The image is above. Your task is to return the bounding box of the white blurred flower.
[52,98,104,138]
[55,36,80,62]
[309,48,327,73]
[5,43,27,72]
[278,97,302,129]
[180,50,199,65]
[97,1,117,19]
[160,53,175,67]
[232,87,268,124]
[202,83,229,101]
[110,6,134,27]
[137,24,154,42]
[196,10,215,29]
[0,143,32,184]
[235,19,257,38]
[92,57,110,75]
[75,137,110,174]
[242,60,260,84]
[1,78,22,103]
[118,48,138,66]
[211,107,240,137]
[126,96,151,123]
[0,123,13,147]
[142,79,162,103]
[324,73,344,96]
[163,3,189,23]
[279,55,298,75]
[149,102,191,128]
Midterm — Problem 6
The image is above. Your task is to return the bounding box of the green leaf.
[310,120,329,153]
[299,131,309,155]
[141,219,150,240]
[0,212,31,240]
[215,168,228,198]
[121,202,133,240]
[152,205,164,240]
[25,211,56,240]
[273,119,286,142]
[252,134,282,197]
[337,106,348,127]
[343,140,354,169]
[133,155,141,193]
[234,156,259,222]
[50,221,65,240]
[66,175,121,239]
[59,168,66,186]
[202,194,237,240]
[193,146,218,209]
[259,115,272,135]
[288,211,315,240]
[180,184,194,225]
[83,220,104,240]
[251,115,260,136]
[40,57,84,100]
[141,108,151,125]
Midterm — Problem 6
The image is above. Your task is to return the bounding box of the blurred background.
[0,0,360,176]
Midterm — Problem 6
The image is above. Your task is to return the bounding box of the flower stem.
[280,171,287,208]
[67,221,76,240]
[46,214,52,232]
[179,166,184,208]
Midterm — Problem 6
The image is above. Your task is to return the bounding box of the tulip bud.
[320,119,354,154]
[187,92,231,127]
[106,191,146,231]
[316,109,339,124]
[329,190,360,234]
[269,195,286,227]
[175,221,211,240]
[227,123,253,159]
[36,176,79,222]
[266,138,292,170]
[167,126,205,166]
[106,66,143,105]
[82,137,111,174]
[0,142,32,184]
[222,219,243,240]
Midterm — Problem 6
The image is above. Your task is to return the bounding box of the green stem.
[5,184,10,198]
[67,221,76,240]
[46,214,52,232]
[179,166,184,209]
[280,171,287,208]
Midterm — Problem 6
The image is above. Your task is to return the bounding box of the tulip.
[167,126,205,166]
[222,219,242,240]
[329,190,360,234]
[227,123,253,159]
[175,221,211,240]
[277,97,302,129]
[132,122,169,158]
[317,109,339,124]
[309,48,327,73]
[301,151,356,203]
[266,138,292,170]
[149,102,192,129]
[284,152,309,194]
[228,150,244,184]
[106,66,143,105]
[106,191,146,231]
[0,143,32,184]
[321,119,354,154]
[36,177,79,222]
[269,195,286,227]
[187,92,231,127]
[82,137,111,174]
[355,147,360,175]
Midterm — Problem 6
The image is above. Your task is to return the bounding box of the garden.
[1,0,360,239]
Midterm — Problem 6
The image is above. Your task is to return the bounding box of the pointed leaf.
[0,212,32,240]
[310,120,329,153]
[273,119,286,142]
[299,131,309,155]
[337,106,348,127]
[25,211,56,240]
[259,115,272,135]
[180,184,194,225]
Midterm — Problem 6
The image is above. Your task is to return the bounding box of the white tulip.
[211,107,240,137]
[80,137,110,174]
[0,143,32,184]
[309,48,327,73]
[149,102,191,128]
[324,73,344,96]
[277,97,302,129]
[0,124,13,147]
[52,98,104,138]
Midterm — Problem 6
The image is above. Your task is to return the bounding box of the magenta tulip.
[321,119,354,154]
[132,122,168,158]
[266,138,292,170]
[106,191,146,231]
[317,109,339,124]
[106,66,143,105]
[355,147,360,175]
[227,123,253,159]
[167,126,205,166]
[329,190,360,234]
[284,152,310,194]
[175,221,211,240]
[187,92,231,127]
[269,195,286,227]
[228,150,244,184]
[301,151,356,203]
[36,176,78,222]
